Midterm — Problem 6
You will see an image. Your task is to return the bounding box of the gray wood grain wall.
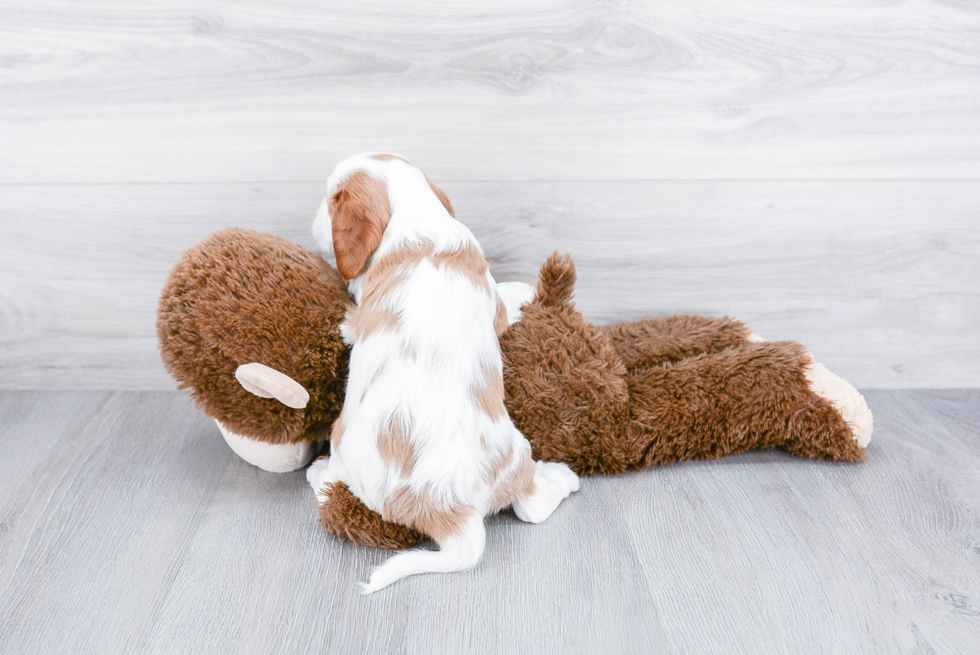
[1,1,978,389]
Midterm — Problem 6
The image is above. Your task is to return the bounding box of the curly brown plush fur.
[599,315,754,371]
[158,233,867,551]
[317,479,425,549]
[499,254,634,476]
[501,254,864,473]
[157,228,350,444]
[623,340,864,466]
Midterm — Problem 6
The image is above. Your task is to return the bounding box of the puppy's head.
[312,153,455,281]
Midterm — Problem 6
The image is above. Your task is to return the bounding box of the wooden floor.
[1,389,978,654]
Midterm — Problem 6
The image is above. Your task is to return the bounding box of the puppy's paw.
[805,361,874,448]
[512,461,580,524]
[540,461,581,495]
[306,456,335,503]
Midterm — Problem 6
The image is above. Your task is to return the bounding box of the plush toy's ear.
[330,171,391,280]
[235,363,310,409]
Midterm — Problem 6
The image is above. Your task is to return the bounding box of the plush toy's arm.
[307,456,426,549]
[315,481,425,550]
[599,316,757,372]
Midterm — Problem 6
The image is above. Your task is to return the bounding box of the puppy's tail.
[359,514,486,594]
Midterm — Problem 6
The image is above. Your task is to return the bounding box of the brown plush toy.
[158,228,873,549]
[157,228,349,472]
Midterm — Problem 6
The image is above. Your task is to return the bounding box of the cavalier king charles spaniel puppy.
[307,153,579,592]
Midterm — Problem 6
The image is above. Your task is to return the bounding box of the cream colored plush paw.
[804,362,874,448]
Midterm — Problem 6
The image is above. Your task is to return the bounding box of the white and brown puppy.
[307,153,579,593]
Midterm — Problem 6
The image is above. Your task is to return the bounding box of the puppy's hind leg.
[512,460,580,524]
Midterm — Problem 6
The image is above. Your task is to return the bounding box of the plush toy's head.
[157,228,351,447]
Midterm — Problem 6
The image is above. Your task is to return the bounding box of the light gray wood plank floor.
[1,390,978,654]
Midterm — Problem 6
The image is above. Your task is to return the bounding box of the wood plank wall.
[1,0,978,389]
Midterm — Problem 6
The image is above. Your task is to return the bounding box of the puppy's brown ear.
[425,176,454,217]
[330,171,391,280]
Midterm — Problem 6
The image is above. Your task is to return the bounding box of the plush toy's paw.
[496,281,536,325]
[512,461,580,524]
[804,362,874,448]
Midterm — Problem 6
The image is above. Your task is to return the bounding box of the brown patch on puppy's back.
[329,411,345,449]
[346,307,400,342]
[331,171,391,281]
[472,361,507,421]
[360,240,435,306]
[494,298,509,336]
[377,416,415,478]
[383,486,473,544]
[433,244,491,293]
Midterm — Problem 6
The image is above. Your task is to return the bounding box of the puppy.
[307,153,579,592]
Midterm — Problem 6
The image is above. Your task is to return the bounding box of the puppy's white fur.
[310,153,578,593]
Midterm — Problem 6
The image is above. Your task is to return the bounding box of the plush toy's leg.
[624,341,870,466]
[215,419,315,472]
[738,335,873,448]
[599,315,756,372]
[307,456,425,549]
[803,361,873,448]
